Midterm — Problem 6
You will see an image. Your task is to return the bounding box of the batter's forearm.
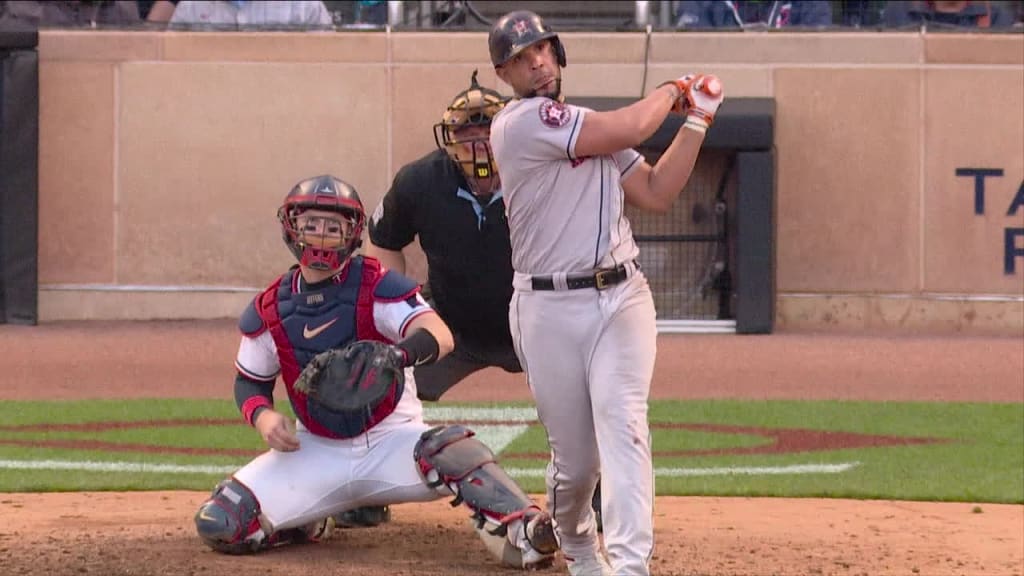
[234,373,275,427]
[617,84,681,145]
[577,85,679,156]
[645,127,706,211]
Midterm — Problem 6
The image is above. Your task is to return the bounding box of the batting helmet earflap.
[488,10,566,68]
[277,175,365,271]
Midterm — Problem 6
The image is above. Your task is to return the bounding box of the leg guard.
[194,478,268,555]
[414,425,559,568]
[195,478,333,555]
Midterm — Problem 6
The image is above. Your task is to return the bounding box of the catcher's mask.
[489,11,566,99]
[432,70,506,186]
[277,175,365,271]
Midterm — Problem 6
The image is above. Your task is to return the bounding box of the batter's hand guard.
[294,340,407,438]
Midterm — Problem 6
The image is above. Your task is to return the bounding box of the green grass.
[0,398,1021,503]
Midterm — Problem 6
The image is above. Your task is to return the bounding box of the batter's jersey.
[489,97,644,275]
[368,149,515,347]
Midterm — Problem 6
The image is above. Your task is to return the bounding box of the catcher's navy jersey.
[235,256,432,437]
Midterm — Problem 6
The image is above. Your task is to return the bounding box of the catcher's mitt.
[294,340,407,438]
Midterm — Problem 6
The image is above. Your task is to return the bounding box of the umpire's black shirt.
[368,149,514,348]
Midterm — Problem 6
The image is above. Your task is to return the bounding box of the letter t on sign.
[955,168,1004,215]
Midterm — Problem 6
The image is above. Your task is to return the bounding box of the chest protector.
[250,257,412,439]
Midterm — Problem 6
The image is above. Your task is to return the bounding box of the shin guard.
[414,425,558,566]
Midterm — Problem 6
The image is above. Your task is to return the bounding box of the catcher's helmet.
[432,70,506,182]
[277,175,365,271]
[488,10,566,68]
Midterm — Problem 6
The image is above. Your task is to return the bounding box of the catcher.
[193,174,558,570]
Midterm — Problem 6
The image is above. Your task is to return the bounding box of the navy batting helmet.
[488,10,566,68]
[277,175,365,271]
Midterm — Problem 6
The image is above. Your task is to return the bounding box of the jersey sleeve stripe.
[235,361,278,382]
[620,154,641,178]
[399,308,434,338]
[375,287,419,303]
[565,110,582,161]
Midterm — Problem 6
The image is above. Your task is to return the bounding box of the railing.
[324,1,1022,31]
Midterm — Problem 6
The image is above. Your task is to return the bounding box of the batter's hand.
[255,409,300,452]
[661,74,697,115]
[681,74,724,129]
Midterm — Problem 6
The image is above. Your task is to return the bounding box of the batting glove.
[683,74,723,133]
[661,74,725,134]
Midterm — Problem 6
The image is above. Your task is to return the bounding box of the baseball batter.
[487,11,725,576]
[192,174,558,570]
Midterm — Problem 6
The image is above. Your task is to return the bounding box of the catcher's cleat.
[334,505,391,528]
[267,516,336,547]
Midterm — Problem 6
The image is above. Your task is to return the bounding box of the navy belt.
[531,261,637,291]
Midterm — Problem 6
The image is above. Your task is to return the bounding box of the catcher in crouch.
[194,174,558,570]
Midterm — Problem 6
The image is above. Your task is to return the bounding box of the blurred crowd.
[0,1,1021,31]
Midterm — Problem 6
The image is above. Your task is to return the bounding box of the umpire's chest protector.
[248,257,407,438]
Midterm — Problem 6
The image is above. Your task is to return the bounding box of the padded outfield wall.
[34,30,1023,334]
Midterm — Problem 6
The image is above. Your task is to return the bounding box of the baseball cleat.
[334,505,391,528]
[521,511,558,569]
[566,554,613,576]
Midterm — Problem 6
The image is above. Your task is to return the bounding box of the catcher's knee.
[195,478,267,554]
[413,425,558,567]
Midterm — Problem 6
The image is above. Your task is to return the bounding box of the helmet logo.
[513,19,529,37]
[538,100,570,128]
[317,184,335,194]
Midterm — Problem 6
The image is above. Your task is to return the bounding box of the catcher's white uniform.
[234,293,438,531]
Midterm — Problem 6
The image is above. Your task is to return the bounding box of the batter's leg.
[590,276,657,575]
[510,289,604,563]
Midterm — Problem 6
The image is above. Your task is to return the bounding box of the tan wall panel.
[117,62,388,287]
[392,32,490,63]
[774,68,921,292]
[777,294,1023,335]
[160,31,386,62]
[38,61,115,285]
[923,68,1024,293]
[558,33,648,64]
[33,31,1023,329]
[653,33,921,64]
[38,289,255,321]
[925,34,1024,65]
[39,30,162,62]
[638,64,771,97]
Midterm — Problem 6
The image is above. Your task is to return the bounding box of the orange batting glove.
[682,74,724,132]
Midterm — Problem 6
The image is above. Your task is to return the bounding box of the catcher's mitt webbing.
[395,328,440,367]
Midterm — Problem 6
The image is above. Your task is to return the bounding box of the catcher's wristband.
[396,328,440,367]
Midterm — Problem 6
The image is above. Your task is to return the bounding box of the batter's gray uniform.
[490,97,657,575]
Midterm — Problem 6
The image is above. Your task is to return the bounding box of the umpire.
[366,71,522,401]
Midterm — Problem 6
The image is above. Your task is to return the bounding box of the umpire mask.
[433,70,507,194]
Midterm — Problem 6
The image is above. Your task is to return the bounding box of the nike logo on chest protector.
[303,318,339,339]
